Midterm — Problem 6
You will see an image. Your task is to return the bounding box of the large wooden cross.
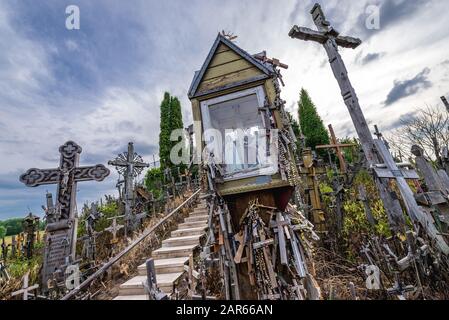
[20,141,110,290]
[108,142,149,233]
[289,3,408,232]
[316,124,355,173]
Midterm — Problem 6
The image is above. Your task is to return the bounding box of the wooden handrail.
[61,188,201,300]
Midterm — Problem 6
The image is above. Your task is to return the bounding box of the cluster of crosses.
[16,140,153,297]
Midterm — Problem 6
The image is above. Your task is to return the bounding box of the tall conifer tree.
[298,88,330,151]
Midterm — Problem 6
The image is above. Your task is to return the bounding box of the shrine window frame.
[200,85,278,181]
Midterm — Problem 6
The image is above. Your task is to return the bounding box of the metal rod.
[61,188,201,300]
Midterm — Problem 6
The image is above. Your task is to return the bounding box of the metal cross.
[11,272,39,300]
[289,3,408,233]
[19,141,110,290]
[20,141,110,220]
[316,124,355,174]
[108,142,149,233]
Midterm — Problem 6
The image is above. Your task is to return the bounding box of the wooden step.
[171,226,206,237]
[185,215,208,223]
[152,244,198,259]
[162,234,203,247]
[138,257,189,275]
[118,272,183,295]
[178,221,208,229]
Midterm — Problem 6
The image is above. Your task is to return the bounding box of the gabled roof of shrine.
[188,34,273,99]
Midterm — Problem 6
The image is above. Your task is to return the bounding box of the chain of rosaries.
[270,73,303,203]
[245,200,280,299]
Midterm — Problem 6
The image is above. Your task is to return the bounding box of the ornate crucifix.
[108,142,149,233]
[316,124,355,174]
[20,141,110,290]
[289,3,408,232]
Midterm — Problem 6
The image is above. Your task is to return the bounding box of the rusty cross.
[316,124,355,174]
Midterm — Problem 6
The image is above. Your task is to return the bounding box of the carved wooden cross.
[289,3,409,233]
[108,142,149,232]
[316,124,355,174]
[11,272,39,300]
[20,141,110,289]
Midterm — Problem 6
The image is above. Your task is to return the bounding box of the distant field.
[3,231,45,245]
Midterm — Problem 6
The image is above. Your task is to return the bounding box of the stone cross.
[316,124,355,174]
[11,272,39,300]
[105,216,124,244]
[108,142,149,233]
[441,96,449,113]
[289,3,407,232]
[20,141,110,291]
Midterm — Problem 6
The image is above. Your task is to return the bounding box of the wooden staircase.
[113,199,208,300]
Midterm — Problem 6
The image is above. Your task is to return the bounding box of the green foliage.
[0,218,24,236]
[159,92,172,170]
[339,137,360,165]
[158,92,185,171]
[144,167,163,199]
[77,198,120,238]
[342,170,392,239]
[0,225,6,238]
[298,88,330,153]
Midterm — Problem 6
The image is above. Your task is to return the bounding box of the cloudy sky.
[1,0,448,220]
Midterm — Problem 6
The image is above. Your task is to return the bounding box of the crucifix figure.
[108,142,149,233]
[316,124,355,174]
[289,3,410,233]
[11,272,39,300]
[20,141,110,291]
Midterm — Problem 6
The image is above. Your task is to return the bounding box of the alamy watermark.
[65,5,80,30]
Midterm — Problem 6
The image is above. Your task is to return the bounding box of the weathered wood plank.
[198,67,262,93]
[209,51,242,67]
[216,43,230,53]
[203,59,253,81]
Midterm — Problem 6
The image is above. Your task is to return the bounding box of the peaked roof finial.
[220,30,238,41]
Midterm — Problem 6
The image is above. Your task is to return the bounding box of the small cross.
[11,272,39,300]
[316,124,356,174]
[105,216,124,243]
